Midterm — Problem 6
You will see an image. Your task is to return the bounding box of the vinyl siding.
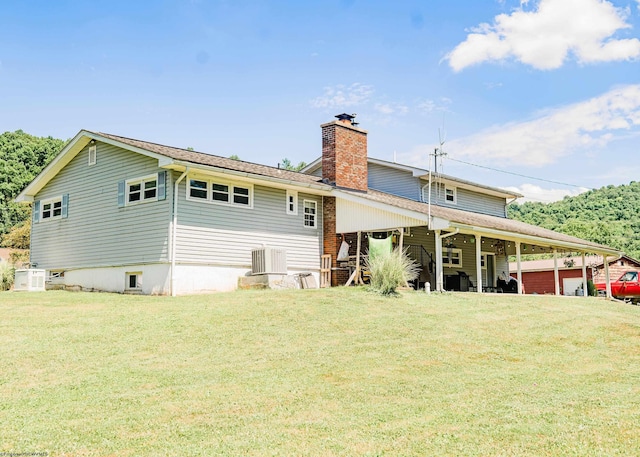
[403,227,509,289]
[175,174,323,270]
[310,162,506,218]
[422,182,507,217]
[367,163,421,200]
[31,143,171,269]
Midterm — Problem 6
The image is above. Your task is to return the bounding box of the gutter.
[170,167,189,297]
[440,228,459,240]
[449,223,621,257]
[168,161,333,194]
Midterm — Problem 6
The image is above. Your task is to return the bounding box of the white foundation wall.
[55,264,171,295]
[49,263,320,295]
[172,264,320,295]
[172,264,248,294]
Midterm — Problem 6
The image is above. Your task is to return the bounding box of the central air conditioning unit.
[251,247,287,275]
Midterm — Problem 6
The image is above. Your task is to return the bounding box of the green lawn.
[1,288,640,456]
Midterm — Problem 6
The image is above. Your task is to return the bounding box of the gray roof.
[97,132,325,186]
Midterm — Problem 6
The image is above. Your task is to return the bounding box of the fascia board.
[15,131,91,202]
[450,222,621,256]
[299,157,322,174]
[367,157,427,177]
[15,130,177,202]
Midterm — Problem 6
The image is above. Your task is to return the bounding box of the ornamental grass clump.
[365,247,420,296]
[0,260,14,291]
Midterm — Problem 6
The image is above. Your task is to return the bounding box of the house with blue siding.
[16,114,621,296]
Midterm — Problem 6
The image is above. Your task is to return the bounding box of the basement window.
[126,272,142,291]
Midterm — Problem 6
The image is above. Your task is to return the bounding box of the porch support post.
[355,231,362,283]
[435,230,443,292]
[515,241,523,295]
[475,234,482,293]
[553,249,560,296]
[604,256,612,299]
[398,227,404,251]
[581,252,588,297]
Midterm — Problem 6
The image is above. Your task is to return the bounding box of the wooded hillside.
[508,181,640,260]
[0,130,64,236]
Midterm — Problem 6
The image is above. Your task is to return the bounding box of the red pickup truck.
[595,271,640,303]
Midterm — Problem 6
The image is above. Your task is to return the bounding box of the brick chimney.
[321,113,368,191]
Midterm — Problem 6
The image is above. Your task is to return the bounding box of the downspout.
[170,167,189,297]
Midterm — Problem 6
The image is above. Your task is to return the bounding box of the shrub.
[0,260,15,291]
[587,279,597,297]
[365,247,420,296]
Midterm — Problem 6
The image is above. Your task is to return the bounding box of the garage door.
[563,277,585,296]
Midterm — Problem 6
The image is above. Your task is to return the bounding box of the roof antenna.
[435,118,447,174]
[427,119,447,230]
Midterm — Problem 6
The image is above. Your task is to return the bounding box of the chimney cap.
[335,113,356,122]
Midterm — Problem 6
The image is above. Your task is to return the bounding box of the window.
[42,199,62,219]
[444,186,457,204]
[118,172,166,208]
[286,190,298,215]
[303,200,317,228]
[189,179,208,199]
[127,175,157,204]
[233,186,250,205]
[48,270,65,285]
[186,176,253,208]
[443,248,462,267]
[212,183,229,202]
[88,145,97,166]
[36,195,69,222]
[126,272,142,290]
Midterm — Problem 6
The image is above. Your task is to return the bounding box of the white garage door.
[563,277,585,296]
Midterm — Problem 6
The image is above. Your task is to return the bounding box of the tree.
[508,181,640,260]
[229,154,241,160]
[280,158,307,171]
[1,218,30,249]
[0,130,64,235]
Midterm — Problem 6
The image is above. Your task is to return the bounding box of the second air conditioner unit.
[251,247,287,275]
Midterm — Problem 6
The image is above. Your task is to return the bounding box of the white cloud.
[310,83,374,109]
[444,84,640,166]
[416,97,452,113]
[446,0,640,71]
[374,103,409,115]
[503,183,589,203]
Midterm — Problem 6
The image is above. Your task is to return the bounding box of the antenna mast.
[427,129,447,229]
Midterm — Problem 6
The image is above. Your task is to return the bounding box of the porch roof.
[336,188,621,256]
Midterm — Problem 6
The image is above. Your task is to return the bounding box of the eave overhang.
[15,130,174,202]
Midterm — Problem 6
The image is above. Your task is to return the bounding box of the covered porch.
[329,189,621,298]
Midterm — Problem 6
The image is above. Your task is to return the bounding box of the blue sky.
[1,0,639,202]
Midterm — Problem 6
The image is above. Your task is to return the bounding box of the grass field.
[1,288,640,456]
